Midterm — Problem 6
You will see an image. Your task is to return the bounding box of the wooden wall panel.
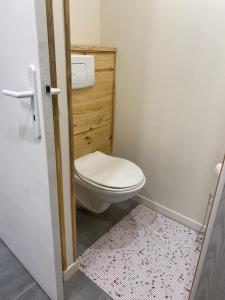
[73,110,112,136]
[72,71,114,135]
[71,45,116,159]
[90,53,115,71]
[74,123,112,159]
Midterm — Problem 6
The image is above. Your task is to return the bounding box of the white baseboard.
[137,194,203,232]
[63,260,80,282]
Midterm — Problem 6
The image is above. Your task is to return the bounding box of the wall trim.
[63,260,80,282]
[137,195,203,232]
[63,0,78,261]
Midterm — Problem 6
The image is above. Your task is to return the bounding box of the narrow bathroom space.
[2,1,225,300]
[63,0,225,299]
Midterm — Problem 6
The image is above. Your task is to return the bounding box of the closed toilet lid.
[74,151,144,189]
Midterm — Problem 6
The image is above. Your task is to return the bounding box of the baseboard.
[137,194,203,232]
[63,260,80,282]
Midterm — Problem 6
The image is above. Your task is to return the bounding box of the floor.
[80,204,201,300]
[0,239,49,300]
[0,199,137,300]
[77,198,138,256]
[0,239,110,300]
[0,198,201,300]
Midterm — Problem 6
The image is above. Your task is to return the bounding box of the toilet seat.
[74,151,145,190]
[75,172,146,192]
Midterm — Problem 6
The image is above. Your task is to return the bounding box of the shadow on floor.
[77,197,138,256]
[66,197,139,300]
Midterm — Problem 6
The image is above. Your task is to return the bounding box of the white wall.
[70,0,100,45]
[100,0,225,224]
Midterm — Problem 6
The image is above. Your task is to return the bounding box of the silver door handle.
[1,65,41,139]
[2,90,34,98]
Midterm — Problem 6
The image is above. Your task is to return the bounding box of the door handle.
[2,66,62,140]
[2,87,61,98]
[1,65,41,139]
[2,90,34,98]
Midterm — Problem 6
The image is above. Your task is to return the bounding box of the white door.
[0,1,63,299]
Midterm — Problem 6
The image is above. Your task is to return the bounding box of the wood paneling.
[91,53,115,71]
[72,71,114,135]
[71,46,116,160]
[73,110,112,136]
[74,123,112,159]
[72,71,114,110]
[71,45,117,53]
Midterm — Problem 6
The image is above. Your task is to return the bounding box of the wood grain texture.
[45,0,67,271]
[90,53,115,71]
[71,44,117,53]
[73,109,112,136]
[72,71,114,108]
[71,46,116,159]
[74,123,112,159]
[64,0,77,261]
[111,49,117,146]
[72,71,114,135]
[194,183,225,300]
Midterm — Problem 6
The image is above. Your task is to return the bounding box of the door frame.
[45,0,68,272]
[45,0,77,270]
[63,0,77,262]
[189,157,225,299]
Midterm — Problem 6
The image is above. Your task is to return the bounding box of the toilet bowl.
[74,151,146,213]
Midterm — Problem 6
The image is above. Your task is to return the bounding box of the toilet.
[74,151,146,213]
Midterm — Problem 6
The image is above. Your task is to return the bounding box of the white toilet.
[74,151,146,213]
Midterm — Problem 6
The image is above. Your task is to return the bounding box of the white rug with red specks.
[79,204,201,300]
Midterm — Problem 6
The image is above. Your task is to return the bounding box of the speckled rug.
[79,204,201,300]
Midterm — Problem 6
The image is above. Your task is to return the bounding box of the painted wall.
[100,0,225,224]
[70,0,100,45]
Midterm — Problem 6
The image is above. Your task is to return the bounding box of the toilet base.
[75,174,145,214]
[76,193,111,214]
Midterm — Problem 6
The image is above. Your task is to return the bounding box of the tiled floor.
[80,204,201,300]
[64,270,112,300]
[0,199,200,300]
[0,239,109,300]
[0,239,49,300]
[0,199,137,300]
[77,198,138,256]
[66,198,139,300]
